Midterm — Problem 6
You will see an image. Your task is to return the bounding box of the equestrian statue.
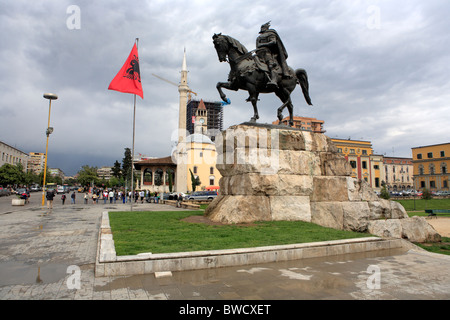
[213,22,312,127]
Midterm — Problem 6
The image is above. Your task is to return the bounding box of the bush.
[380,185,390,199]
[422,188,432,200]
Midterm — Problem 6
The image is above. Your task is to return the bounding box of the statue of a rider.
[255,22,290,89]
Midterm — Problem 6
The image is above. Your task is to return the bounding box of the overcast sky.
[1,0,449,176]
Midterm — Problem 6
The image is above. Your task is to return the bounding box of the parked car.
[186,191,218,201]
[30,185,41,192]
[436,190,450,196]
[0,187,11,197]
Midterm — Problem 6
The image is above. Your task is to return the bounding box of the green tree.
[112,160,122,179]
[168,171,173,192]
[0,163,25,186]
[189,169,201,192]
[77,165,99,187]
[122,148,132,183]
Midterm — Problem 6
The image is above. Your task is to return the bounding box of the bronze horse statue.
[213,33,312,126]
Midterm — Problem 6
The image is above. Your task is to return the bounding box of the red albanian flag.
[108,43,143,99]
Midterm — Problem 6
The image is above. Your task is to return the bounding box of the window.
[374,165,379,170]
[350,161,357,168]
[419,165,424,175]
[420,181,425,188]
[193,166,198,174]
[441,151,445,157]
[362,150,367,155]
[417,154,422,159]
[441,163,447,174]
[430,164,435,175]
[143,169,153,185]
[430,181,436,188]
[350,149,355,154]
[375,178,380,188]
[337,148,342,153]
[362,161,367,169]
[427,152,433,158]
[210,167,214,174]
[209,176,215,186]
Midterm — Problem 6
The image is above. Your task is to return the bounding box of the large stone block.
[342,202,371,232]
[367,219,403,239]
[270,196,311,222]
[400,216,441,243]
[206,195,272,224]
[390,201,409,219]
[310,202,344,230]
[347,178,379,201]
[278,150,321,176]
[319,152,352,176]
[311,176,350,202]
[367,199,392,220]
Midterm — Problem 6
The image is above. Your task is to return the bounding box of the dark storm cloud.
[1,0,449,175]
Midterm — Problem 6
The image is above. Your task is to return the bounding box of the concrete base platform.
[95,211,411,277]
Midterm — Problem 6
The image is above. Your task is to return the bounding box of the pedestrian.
[46,189,55,209]
[177,193,182,208]
[139,190,144,203]
[109,190,114,204]
[103,190,108,204]
[61,194,66,205]
[92,193,98,204]
[71,191,76,204]
[84,192,89,204]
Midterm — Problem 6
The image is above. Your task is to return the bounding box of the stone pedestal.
[205,123,440,242]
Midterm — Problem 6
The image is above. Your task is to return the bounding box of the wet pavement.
[1,193,450,305]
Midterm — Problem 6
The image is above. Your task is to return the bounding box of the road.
[1,192,450,306]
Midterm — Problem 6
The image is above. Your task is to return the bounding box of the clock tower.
[194,99,208,135]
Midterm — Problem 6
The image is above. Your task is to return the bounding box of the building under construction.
[186,99,223,139]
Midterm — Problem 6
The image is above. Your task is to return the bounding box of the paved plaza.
[1,193,450,305]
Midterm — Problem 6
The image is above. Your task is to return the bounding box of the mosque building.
[134,51,221,194]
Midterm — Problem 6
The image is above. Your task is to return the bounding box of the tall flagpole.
[130,37,139,211]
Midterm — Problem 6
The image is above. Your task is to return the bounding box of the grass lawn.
[394,198,450,216]
[108,210,369,256]
[415,237,450,256]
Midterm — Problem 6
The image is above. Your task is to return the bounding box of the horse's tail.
[295,68,313,106]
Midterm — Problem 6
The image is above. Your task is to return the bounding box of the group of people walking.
[58,189,160,205]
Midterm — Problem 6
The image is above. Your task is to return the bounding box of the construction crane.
[151,73,198,101]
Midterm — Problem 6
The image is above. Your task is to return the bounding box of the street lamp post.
[41,93,58,207]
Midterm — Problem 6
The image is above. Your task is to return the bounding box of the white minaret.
[175,49,189,193]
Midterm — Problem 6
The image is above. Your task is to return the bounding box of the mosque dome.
[186,133,214,145]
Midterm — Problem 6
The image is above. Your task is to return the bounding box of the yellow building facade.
[412,143,450,191]
[331,139,382,190]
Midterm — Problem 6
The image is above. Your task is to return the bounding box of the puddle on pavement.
[0,261,69,286]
